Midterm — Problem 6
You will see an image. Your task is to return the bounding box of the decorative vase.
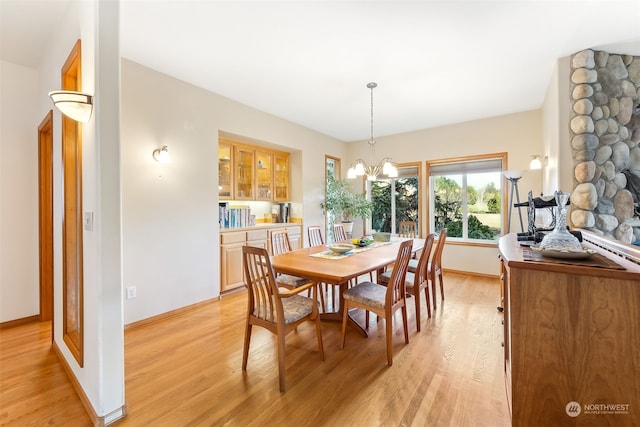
[539,191,582,251]
[341,221,354,234]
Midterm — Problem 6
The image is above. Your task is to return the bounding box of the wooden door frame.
[38,111,54,323]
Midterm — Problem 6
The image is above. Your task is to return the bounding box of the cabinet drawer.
[221,231,246,244]
[246,229,268,241]
[286,225,301,236]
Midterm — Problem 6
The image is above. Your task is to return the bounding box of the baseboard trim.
[124,297,219,331]
[0,315,39,329]
[443,268,499,280]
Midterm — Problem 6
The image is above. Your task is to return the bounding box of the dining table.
[270,237,425,336]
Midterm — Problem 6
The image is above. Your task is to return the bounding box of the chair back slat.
[333,224,348,242]
[432,229,447,270]
[270,229,293,256]
[398,221,417,238]
[243,245,281,323]
[386,239,413,305]
[308,226,324,247]
[414,233,435,285]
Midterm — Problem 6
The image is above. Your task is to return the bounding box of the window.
[325,155,340,241]
[428,153,506,242]
[368,163,420,235]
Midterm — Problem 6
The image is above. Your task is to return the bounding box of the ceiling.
[2,1,639,141]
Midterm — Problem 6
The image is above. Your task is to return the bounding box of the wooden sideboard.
[498,233,640,426]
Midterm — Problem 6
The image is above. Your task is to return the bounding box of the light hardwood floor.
[0,272,510,426]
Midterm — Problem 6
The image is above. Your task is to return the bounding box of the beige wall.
[346,110,543,276]
[121,59,346,325]
[0,60,40,321]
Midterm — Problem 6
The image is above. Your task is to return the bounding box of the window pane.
[371,180,392,232]
[395,177,419,232]
[370,168,420,235]
[467,172,502,240]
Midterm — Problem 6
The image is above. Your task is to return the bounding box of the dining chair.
[270,229,316,290]
[333,223,348,242]
[307,225,324,247]
[340,239,413,366]
[242,245,324,392]
[307,225,334,311]
[398,221,417,238]
[378,233,435,331]
[429,229,447,309]
[332,223,370,285]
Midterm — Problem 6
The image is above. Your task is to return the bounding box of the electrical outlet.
[126,286,137,299]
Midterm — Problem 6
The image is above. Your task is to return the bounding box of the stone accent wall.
[569,49,640,244]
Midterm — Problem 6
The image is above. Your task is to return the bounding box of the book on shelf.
[219,203,251,228]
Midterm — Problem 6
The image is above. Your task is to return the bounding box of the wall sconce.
[48,90,93,123]
[152,145,171,163]
[530,155,548,170]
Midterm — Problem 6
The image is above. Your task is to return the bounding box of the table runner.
[309,241,392,260]
[522,248,626,270]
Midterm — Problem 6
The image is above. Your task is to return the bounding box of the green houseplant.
[322,176,373,226]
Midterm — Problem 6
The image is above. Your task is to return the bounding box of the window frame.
[366,162,422,236]
[426,152,508,246]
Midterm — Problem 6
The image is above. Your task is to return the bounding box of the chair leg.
[385,315,393,366]
[365,310,370,329]
[431,273,437,310]
[414,294,421,332]
[277,328,286,393]
[424,286,432,318]
[242,322,252,370]
[340,302,349,349]
[313,284,325,361]
[401,305,409,344]
[319,284,326,313]
[315,314,325,361]
[439,272,445,300]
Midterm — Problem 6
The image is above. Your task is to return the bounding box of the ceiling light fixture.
[152,145,171,163]
[48,90,93,123]
[347,82,398,181]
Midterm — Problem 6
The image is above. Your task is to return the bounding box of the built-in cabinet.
[219,137,290,202]
[220,224,302,292]
[498,233,640,426]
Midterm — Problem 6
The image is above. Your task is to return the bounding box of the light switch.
[83,211,94,231]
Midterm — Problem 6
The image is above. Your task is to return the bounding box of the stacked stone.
[570,49,640,244]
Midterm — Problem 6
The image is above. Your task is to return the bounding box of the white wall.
[121,59,346,325]
[0,60,40,322]
[542,55,572,196]
[35,1,125,422]
[346,110,543,276]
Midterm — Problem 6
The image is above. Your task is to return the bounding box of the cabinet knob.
[501,342,505,347]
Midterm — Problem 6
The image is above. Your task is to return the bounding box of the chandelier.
[347,82,398,180]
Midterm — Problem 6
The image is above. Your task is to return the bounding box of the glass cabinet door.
[218,142,233,199]
[255,150,273,200]
[234,146,254,199]
[274,154,289,201]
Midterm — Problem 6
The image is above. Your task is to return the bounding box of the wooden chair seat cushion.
[407,258,418,273]
[378,270,416,291]
[343,282,386,309]
[281,295,318,324]
[276,274,313,289]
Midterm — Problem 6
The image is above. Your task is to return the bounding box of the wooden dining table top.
[271,237,426,285]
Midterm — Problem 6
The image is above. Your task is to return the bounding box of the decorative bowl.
[328,243,355,254]
[372,232,391,242]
